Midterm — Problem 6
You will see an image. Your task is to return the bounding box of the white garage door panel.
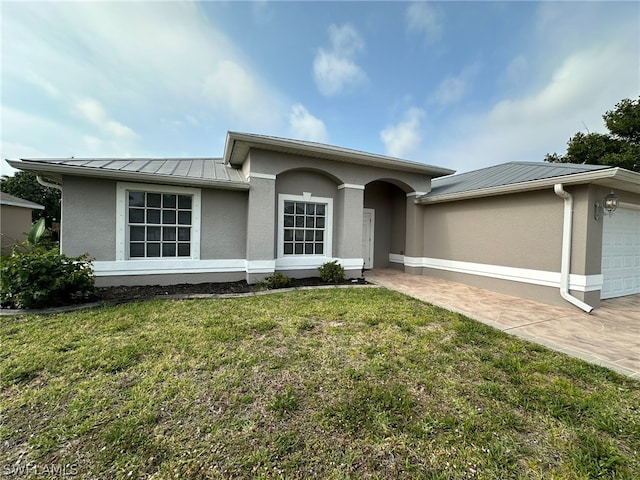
[601,207,640,299]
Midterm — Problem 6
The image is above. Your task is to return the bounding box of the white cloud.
[380,107,425,158]
[429,42,639,172]
[74,98,138,142]
[288,104,328,143]
[313,24,367,97]
[406,2,443,44]
[1,1,290,163]
[203,60,282,129]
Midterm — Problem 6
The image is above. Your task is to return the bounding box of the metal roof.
[5,157,249,190]
[224,131,455,177]
[0,192,45,210]
[419,162,616,203]
[426,162,612,199]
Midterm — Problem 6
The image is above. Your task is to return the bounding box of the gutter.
[553,184,594,313]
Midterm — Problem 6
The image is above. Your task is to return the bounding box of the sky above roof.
[2,1,638,177]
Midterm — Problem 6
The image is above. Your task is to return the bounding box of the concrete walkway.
[365,269,640,379]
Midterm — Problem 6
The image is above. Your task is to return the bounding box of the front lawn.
[1,289,638,479]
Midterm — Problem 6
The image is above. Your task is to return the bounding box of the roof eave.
[418,167,639,204]
[6,160,250,191]
[224,131,455,177]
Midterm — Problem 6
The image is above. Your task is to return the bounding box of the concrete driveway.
[365,269,640,379]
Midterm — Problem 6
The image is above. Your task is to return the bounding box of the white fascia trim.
[406,191,428,197]
[248,172,277,180]
[94,259,245,276]
[246,260,276,274]
[337,183,365,190]
[404,256,603,292]
[389,253,405,264]
[275,256,363,271]
[116,182,202,262]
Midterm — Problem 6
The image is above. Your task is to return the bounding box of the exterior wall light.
[594,191,620,220]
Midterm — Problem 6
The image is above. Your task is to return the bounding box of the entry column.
[336,184,365,277]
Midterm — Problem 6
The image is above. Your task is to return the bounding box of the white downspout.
[553,184,593,313]
[36,175,63,254]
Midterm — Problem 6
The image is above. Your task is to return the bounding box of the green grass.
[1,288,638,479]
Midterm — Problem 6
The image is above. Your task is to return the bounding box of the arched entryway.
[363,180,407,269]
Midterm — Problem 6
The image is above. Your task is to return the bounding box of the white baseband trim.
[94,259,246,277]
[337,183,365,190]
[404,256,603,292]
[246,260,276,274]
[248,172,277,180]
[94,257,365,276]
[389,253,405,264]
[275,256,363,271]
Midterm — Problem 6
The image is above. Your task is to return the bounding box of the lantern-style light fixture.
[594,191,620,220]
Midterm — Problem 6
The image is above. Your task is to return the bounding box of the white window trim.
[116,182,201,261]
[277,193,333,260]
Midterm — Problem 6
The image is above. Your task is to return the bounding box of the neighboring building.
[0,192,44,254]
[7,131,640,311]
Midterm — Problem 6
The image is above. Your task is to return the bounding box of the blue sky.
[2,1,638,177]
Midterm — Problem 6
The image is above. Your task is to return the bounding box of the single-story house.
[0,192,44,255]
[7,131,640,311]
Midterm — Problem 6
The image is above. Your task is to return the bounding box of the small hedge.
[318,260,345,284]
[1,247,95,309]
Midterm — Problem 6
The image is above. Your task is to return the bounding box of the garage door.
[601,206,640,299]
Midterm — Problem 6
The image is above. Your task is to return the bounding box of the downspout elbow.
[36,175,62,191]
[554,184,594,313]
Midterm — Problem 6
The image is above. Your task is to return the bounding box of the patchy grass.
[1,289,638,479]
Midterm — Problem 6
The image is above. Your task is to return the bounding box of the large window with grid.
[278,194,333,258]
[127,191,193,258]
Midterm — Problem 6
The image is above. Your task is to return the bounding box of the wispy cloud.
[380,107,425,158]
[203,60,283,130]
[313,24,367,97]
[430,42,639,172]
[74,98,138,142]
[431,64,480,106]
[289,104,328,143]
[406,2,443,44]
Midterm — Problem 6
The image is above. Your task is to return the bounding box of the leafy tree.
[0,171,61,226]
[545,97,640,172]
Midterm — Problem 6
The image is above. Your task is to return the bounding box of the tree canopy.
[1,171,61,226]
[545,97,640,173]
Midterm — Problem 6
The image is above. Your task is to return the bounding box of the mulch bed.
[95,277,367,302]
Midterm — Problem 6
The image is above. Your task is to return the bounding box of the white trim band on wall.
[389,253,404,264]
[276,257,363,271]
[337,183,365,190]
[94,257,364,277]
[406,191,428,198]
[403,256,603,292]
[94,259,246,276]
[248,172,277,180]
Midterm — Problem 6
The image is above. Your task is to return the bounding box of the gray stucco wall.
[248,149,431,193]
[62,175,117,259]
[200,189,248,259]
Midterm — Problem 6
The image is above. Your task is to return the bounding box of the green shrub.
[318,260,345,284]
[1,247,95,309]
[263,272,292,289]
